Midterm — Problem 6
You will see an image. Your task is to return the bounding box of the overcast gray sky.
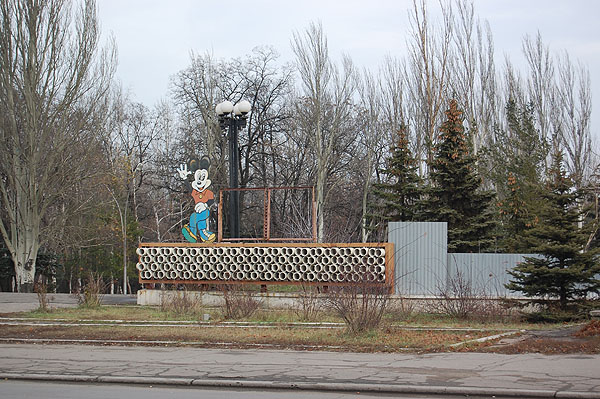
[97,0,600,139]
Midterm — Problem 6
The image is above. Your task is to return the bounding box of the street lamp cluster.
[216,100,251,239]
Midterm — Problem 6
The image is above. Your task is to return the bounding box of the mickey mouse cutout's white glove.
[195,201,208,214]
[176,164,192,180]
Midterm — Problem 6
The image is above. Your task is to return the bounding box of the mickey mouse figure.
[176,156,216,243]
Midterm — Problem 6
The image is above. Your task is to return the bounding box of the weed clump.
[292,285,323,322]
[324,276,391,335]
[219,284,262,319]
[160,287,203,317]
[75,272,105,308]
[430,270,510,322]
[34,282,52,312]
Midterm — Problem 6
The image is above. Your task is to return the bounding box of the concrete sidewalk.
[0,344,598,398]
[0,293,136,312]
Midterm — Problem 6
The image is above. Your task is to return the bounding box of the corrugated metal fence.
[388,221,448,296]
[388,222,537,297]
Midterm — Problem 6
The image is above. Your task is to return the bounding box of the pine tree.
[485,101,548,252]
[371,126,423,224]
[497,172,540,253]
[419,100,496,252]
[506,150,600,310]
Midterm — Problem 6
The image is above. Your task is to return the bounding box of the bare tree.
[404,0,453,170]
[523,32,556,153]
[172,47,294,239]
[144,101,183,243]
[171,52,227,184]
[499,32,594,188]
[103,93,161,294]
[379,56,408,146]
[237,47,293,190]
[448,0,498,153]
[291,21,358,242]
[357,70,386,242]
[554,52,593,188]
[0,0,115,292]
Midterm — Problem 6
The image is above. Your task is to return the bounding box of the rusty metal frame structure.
[217,186,317,243]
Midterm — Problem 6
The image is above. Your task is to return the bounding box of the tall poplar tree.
[0,0,114,291]
[506,150,600,310]
[419,100,496,252]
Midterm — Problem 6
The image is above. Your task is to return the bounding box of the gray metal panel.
[447,253,540,298]
[388,222,448,295]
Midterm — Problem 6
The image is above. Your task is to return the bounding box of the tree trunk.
[316,164,326,243]
[15,266,35,293]
[559,285,568,311]
[11,216,40,293]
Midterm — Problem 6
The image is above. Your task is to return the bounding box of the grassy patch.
[3,304,591,353]
[386,312,563,331]
[14,306,564,330]
[11,305,571,333]
[0,324,500,352]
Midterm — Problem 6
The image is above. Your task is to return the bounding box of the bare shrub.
[76,272,106,308]
[292,284,323,321]
[387,295,415,322]
[160,287,203,317]
[431,270,507,321]
[219,284,262,320]
[34,282,52,312]
[324,276,392,335]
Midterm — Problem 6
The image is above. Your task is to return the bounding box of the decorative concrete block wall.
[136,243,394,288]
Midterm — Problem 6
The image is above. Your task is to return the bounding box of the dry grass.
[292,285,324,322]
[218,285,262,320]
[160,289,203,317]
[3,304,596,353]
[0,324,500,352]
[15,305,561,330]
[323,279,392,335]
[75,272,106,308]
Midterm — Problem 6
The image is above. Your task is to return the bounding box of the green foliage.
[506,150,600,310]
[0,245,14,281]
[0,244,61,291]
[483,101,549,252]
[371,126,423,223]
[35,251,61,278]
[419,100,497,252]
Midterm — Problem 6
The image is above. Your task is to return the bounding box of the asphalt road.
[1,344,599,398]
[1,293,599,398]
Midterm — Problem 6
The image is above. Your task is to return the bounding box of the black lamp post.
[216,99,251,239]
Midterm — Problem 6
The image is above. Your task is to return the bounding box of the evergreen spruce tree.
[497,172,540,252]
[419,99,496,252]
[485,101,548,252]
[371,126,423,224]
[506,150,600,310]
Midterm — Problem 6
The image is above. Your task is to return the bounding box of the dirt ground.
[485,321,600,354]
[1,319,598,354]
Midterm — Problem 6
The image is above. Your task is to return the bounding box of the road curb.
[2,373,600,398]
